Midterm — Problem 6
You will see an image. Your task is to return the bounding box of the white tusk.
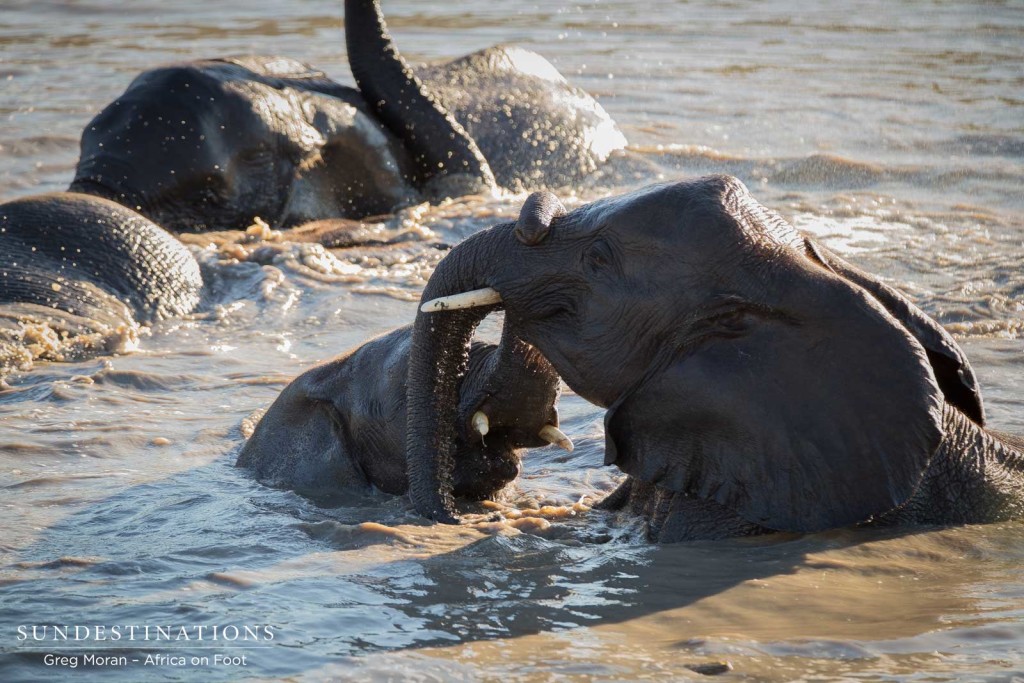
[539,425,574,452]
[472,411,490,437]
[420,287,502,313]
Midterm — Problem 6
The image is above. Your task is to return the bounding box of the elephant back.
[0,193,202,323]
[420,45,628,191]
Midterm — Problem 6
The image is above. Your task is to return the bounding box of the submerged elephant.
[71,0,626,232]
[236,324,570,501]
[404,175,1024,541]
[0,193,202,370]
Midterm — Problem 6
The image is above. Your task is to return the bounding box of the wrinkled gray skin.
[405,174,1024,541]
[236,325,562,502]
[0,193,202,329]
[70,0,626,232]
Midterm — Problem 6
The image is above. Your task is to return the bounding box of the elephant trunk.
[344,0,495,196]
[406,224,517,521]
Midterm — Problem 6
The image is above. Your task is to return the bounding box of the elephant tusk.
[472,411,490,437]
[420,287,502,313]
[539,425,574,452]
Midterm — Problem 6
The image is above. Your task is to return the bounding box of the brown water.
[1,1,1023,681]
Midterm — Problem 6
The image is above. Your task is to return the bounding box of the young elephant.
[406,175,1024,541]
[236,325,569,502]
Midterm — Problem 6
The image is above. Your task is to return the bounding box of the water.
[1,1,1023,680]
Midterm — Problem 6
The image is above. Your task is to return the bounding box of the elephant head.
[70,56,418,232]
[236,324,565,503]
[406,175,985,530]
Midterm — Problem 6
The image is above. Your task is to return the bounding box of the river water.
[1,1,1023,681]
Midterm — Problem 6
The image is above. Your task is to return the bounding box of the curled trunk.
[405,224,516,521]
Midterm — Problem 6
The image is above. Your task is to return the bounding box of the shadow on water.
[0,437,931,681]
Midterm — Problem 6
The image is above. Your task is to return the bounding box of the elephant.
[0,193,203,367]
[402,174,1024,541]
[235,324,571,502]
[70,0,627,233]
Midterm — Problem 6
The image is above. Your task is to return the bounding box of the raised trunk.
[405,224,516,521]
[344,0,495,195]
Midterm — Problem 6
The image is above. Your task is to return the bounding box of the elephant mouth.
[462,400,573,453]
[69,176,118,198]
[69,175,146,213]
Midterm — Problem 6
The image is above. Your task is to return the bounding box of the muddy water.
[1,1,1023,680]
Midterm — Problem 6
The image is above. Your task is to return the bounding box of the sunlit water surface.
[1,1,1023,680]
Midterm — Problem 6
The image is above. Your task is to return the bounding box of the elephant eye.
[584,238,614,272]
[705,305,761,338]
[717,310,753,333]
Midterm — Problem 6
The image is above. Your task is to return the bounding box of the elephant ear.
[604,269,945,532]
[803,237,984,425]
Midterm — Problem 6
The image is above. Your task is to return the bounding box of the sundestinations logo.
[17,624,275,642]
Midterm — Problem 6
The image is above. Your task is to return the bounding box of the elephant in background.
[236,324,571,502]
[0,193,202,372]
[403,175,1024,541]
[71,0,626,232]
[2,1,624,375]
